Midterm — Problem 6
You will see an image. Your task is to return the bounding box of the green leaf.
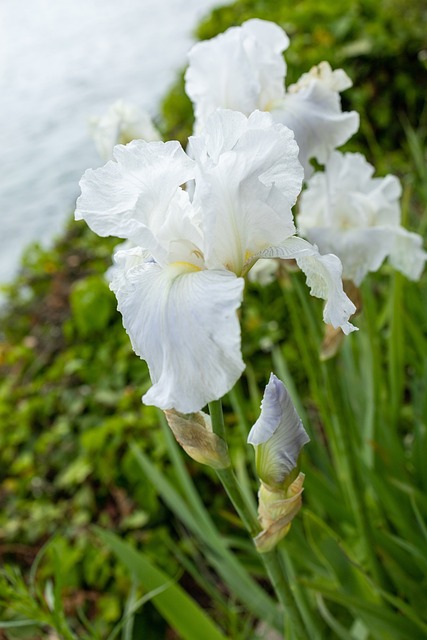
[131,442,282,630]
[0,620,40,629]
[97,528,228,640]
[303,582,424,640]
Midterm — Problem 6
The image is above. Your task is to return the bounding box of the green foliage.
[98,529,228,640]
[69,275,116,338]
[0,223,184,635]
[159,71,194,147]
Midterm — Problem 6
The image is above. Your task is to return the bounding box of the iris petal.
[111,257,245,413]
[76,140,195,244]
[273,82,359,176]
[298,151,426,283]
[190,109,303,274]
[256,236,357,333]
[90,100,161,162]
[185,19,289,133]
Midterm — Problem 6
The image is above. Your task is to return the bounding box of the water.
[0,0,221,285]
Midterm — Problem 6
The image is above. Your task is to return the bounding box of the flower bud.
[247,373,309,491]
[165,409,230,469]
[254,473,305,553]
[248,374,309,552]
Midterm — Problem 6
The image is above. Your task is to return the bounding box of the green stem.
[263,549,308,640]
[209,400,260,537]
[208,399,307,638]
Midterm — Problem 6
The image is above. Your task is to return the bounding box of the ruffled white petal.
[241,19,289,109]
[111,258,245,413]
[75,140,195,245]
[107,241,149,291]
[189,109,303,274]
[388,227,427,281]
[248,373,309,487]
[298,151,426,283]
[300,227,393,285]
[185,19,288,133]
[89,100,161,162]
[367,174,402,226]
[290,61,352,93]
[301,226,427,285]
[272,78,359,176]
[298,152,402,230]
[256,236,357,333]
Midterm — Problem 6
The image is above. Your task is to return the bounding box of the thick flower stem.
[208,399,307,638]
[209,400,260,536]
[216,466,260,537]
[262,549,307,640]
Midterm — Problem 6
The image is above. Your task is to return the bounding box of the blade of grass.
[106,582,172,640]
[315,594,353,640]
[97,529,228,640]
[302,582,426,640]
[0,620,41,629]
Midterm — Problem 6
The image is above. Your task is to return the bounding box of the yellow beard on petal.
[169,261,202,274]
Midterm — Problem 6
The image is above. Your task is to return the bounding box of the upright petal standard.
[185,19,289,135]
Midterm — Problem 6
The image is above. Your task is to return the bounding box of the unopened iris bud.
[165,409,231,469]
[247,373,309,491]
[248,374,309,552]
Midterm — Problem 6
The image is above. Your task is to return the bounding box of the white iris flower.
[90,100,161,161]
[76,109,356,413]
[185,19,359,176]
[298,151,427,285]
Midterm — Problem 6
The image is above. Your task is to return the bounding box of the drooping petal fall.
[273,73,359,176]
[111,254,245,413]
[256,236,357,334]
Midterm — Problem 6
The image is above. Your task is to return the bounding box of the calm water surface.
[0,0,221,285]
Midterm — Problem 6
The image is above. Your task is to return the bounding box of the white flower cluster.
[185,19,425,287]
[185,20,359,177]
[75,19,425,414]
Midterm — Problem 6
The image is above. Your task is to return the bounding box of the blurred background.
[0,0,220,285]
